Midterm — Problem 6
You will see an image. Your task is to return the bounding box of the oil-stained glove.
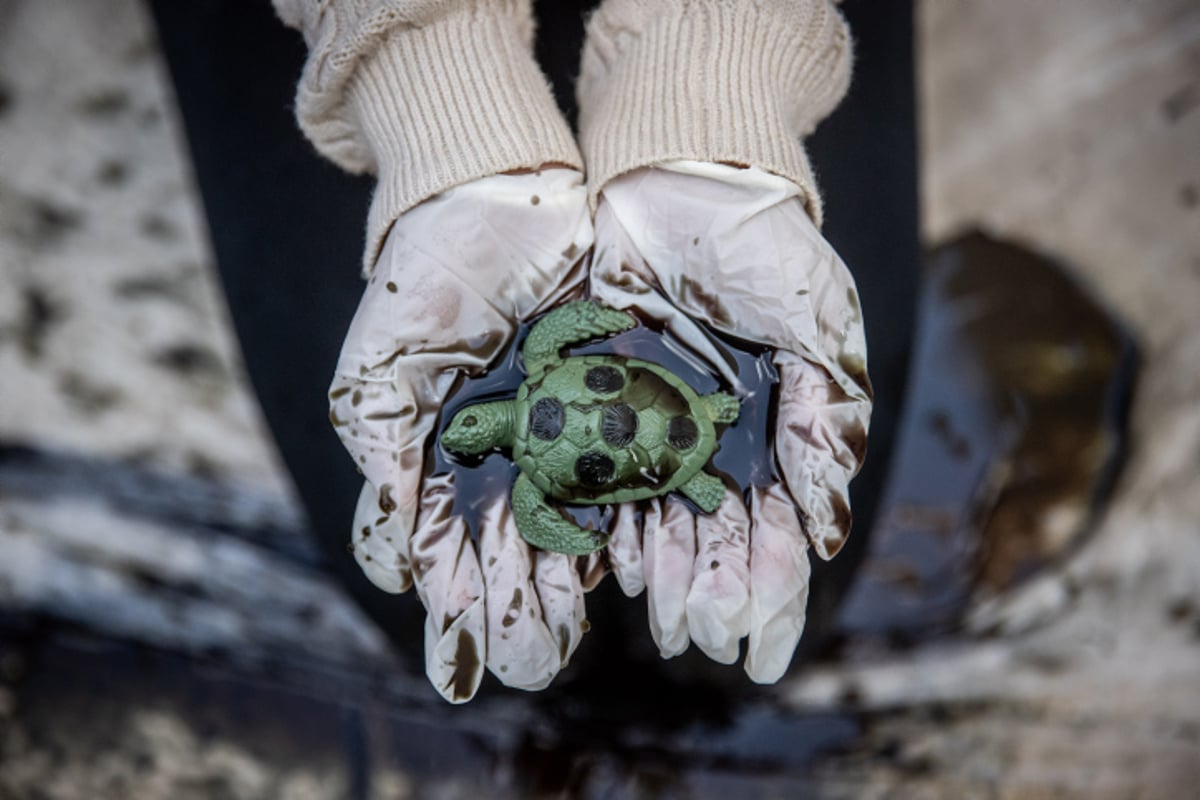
[330,169,595,702]
[591,160,872,682]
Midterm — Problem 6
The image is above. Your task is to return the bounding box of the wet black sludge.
[837,232,1137,638]
[433,318,781,535]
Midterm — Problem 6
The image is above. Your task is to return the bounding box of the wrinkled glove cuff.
[342,8,582,272]
[578,0,852,224]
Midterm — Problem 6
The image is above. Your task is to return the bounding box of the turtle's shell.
[513,355,716,505]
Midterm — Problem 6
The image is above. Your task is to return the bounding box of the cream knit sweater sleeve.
[577,0,852,225]
[271,0,582,270]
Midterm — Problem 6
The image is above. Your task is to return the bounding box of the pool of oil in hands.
[431,310,782,539]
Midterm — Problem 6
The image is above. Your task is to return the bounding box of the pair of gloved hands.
[329,161,871,703]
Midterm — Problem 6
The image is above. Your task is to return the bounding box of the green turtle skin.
[440,301,739,555]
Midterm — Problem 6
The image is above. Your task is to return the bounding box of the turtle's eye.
[463,415,478,428]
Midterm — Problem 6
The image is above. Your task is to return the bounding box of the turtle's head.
[441,401,515,455]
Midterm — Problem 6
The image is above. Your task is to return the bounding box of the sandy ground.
[1,0,1198,797]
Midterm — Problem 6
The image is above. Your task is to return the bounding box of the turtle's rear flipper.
[523,301,635,373]
[512,473,609,555]
[703,392,741,424]
[679,470,726,513]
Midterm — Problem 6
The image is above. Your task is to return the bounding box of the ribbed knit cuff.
[347,9,582,271]
[578,0,851,225]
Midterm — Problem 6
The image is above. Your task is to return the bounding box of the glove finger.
[578,551,609,592]
[478,496,561,690]
[685,490,752,664]
[745,483,812,684]
[425,603,486,704]
[409,473,486,703]
[774,352,870,560]
[643,497,696,658]
[591,203,745,392]
[533,550,588,667]
[350,481,413,593]
[607,502,645,598]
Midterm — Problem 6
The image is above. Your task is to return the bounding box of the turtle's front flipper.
[511,473,609,555]
[679,470,726,513]
[703,392,741,424]
[523,301,635,374]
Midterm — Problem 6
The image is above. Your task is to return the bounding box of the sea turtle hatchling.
[440,301,740,555]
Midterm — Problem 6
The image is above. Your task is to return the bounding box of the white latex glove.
[330,170,595,702]
[591,161,872,682]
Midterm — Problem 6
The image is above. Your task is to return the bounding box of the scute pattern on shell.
[601,403,639,447]
[576,451,616,486]
[514,354,721,505]
[585,365,625,393]
[667,415,699,451]
[529,397,565,441]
